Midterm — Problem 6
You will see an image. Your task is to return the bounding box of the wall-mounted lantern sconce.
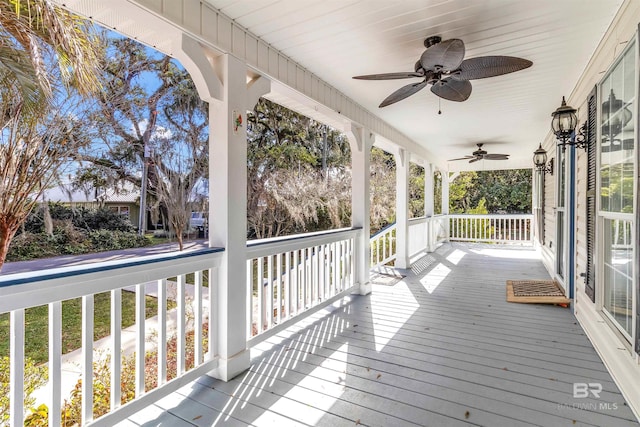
[551,96,587,151]
[533,143,554,175]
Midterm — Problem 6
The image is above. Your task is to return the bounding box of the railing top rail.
[0,247,224,312]
[0,246,224,289]
[246,227,361,258]
[448,213,533,219]
[408,216,428,225]
[370,222,396,239]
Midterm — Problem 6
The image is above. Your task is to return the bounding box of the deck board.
[118,243,639,427]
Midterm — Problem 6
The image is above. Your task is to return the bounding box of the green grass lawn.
[168,270,210,287]
[0,291,169,365]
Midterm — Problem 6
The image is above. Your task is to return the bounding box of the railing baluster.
[285,252,291,319]
[135,283,145,396]
[312,246,317,302]
[110,289,122,408]
[338,241,344,292]
[194,270,203,366]
[82,294,94,425]
[177,274,186,375]
[49,301,62,427]
[257,257,264,331]
[208,267,217,359]
[276,253,282,323]
[319,245,325,301]
[519,218,523,241]
[246,261,253,337]
[10,309,25,427]
[267,255,274,328]
[332,242,340,294]
[466,217,469,240]
[292,250,299,315]
[323,243,330,297]
[157,278,167,385]
[348,238,354,286]
[305,247,311,308]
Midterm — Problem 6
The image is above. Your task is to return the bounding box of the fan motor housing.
[424,35,442,48]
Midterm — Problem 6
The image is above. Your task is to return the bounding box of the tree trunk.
[43,202,54,236]
[0,223,18,273]
[174,225,184,251]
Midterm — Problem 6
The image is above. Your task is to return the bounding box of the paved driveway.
[1,239,208,275]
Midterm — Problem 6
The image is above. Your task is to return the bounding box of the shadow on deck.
[119,243,638,427]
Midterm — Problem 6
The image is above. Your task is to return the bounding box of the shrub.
[73,207,135,233]
[0,356,48,425]
[87,230,151,252]
[7,229,150,261]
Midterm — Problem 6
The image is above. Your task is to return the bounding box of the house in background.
[42,183,141,230]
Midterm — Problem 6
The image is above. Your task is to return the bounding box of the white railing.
[370,223,396,268]
[449,214,534,244]
[430,215,449,246]
[246,228,360,344]
[0,248,223,427]
[408,217,429,257]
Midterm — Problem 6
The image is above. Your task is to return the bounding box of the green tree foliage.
[449,169,532,214]
[247,98,352,239]
[76,36,208,242]
[0,0,101,111]
[369,148,395,233]
[434,171,442,214]
[0,1,102,271]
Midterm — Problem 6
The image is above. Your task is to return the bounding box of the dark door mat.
[506,279,570,305]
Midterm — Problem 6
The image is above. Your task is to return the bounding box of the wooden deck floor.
[118,243,639,427]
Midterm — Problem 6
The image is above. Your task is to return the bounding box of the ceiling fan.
[353,35,532,107]
[448,144,509,163]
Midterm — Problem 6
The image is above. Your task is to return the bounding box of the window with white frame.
[598,37,636,340]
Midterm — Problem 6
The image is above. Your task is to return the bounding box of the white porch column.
[443,170,451,241]
[347,124,373,295]
[178,40,271,381]
[442,171,450,215]
[174,37,244,379]
[208,54,249,381]
[395,148,410,269]
[424,163,435,252]
[424,163,434,217]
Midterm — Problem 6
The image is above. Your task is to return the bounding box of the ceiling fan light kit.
[353,35,533,107]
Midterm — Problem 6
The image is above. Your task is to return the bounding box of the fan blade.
[453,56,532,80]
[353,71,424,80]
[483,154,510,160]
[379,80,428,107]
[448,156,475,161]
[469,157,482,163]
[420,38,465,72]
[430,78,472,102]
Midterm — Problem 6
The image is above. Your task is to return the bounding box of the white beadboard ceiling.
[202,0,623,171]
[58,0,624,171]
